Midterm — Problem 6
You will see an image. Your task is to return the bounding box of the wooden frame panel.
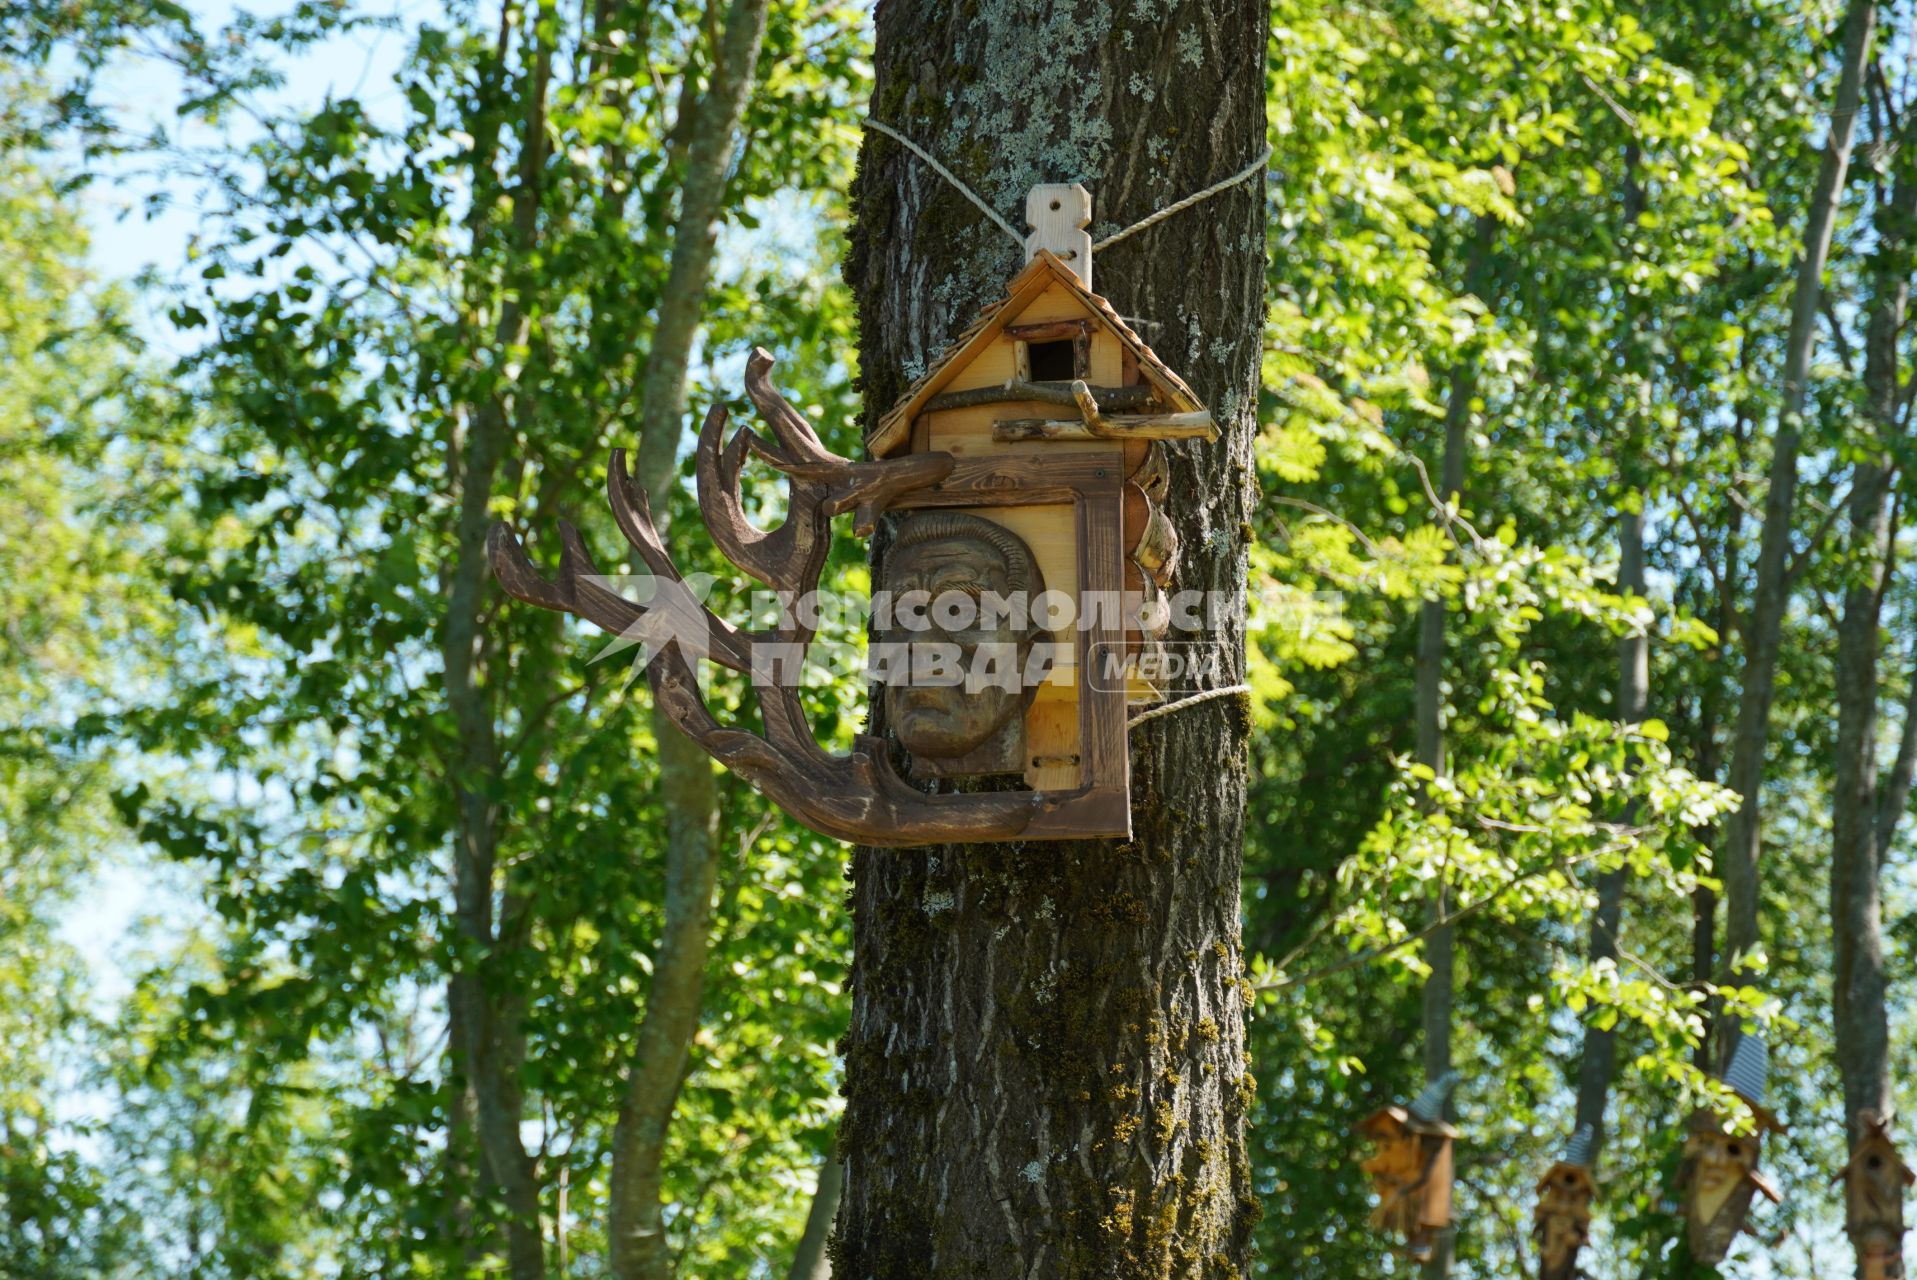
[888,452,1130,838]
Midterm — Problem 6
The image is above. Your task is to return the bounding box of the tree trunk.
[837,4,1266,1275]
[786,1147,843,1280]
[1571,503,1647,1154]
[1416,212,1494,1280]
[606,0,770,1275]
[1687,397,1745,1071]
[1574,148,1648,1162]
[1718,0,1874,991]
[443,14,552,1276]
[1832,128,1915,1280]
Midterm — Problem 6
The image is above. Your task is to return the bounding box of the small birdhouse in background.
[1836,1109,1914,1280]
[1533,1124,1597,1280]
[1358,1072,1459,1262]
[1671,1033,1783,1265]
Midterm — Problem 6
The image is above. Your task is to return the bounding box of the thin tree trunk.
[443,13,552,1276]
[786,1147,842,1280]
[838,3,1267,1274]
[1880,670,1917,846]
[604,0,770,1276]
[1687,395,1747,1070]
[1417,213,1495,1280]
[1573,148,1648,1162]
[1572,504,1646,1153]
[1690,755,1719,1072]
[1832,122,1914,1279]
[1718,0,1874,991]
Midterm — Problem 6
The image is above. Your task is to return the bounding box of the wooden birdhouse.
[1358,1075,1459,1262]
[1837,1110,1914,1280]
[1669,1034,1784,1265]
[1674,1110,1781,1264]
[488,184,1214,845]
[1533,1125,1597,1280]
[1533,1161,1595,1280]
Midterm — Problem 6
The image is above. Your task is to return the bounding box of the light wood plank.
[1024,183,1093,287]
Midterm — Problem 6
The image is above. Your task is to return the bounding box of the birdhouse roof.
[1721,1033,1772,1112]
[867,249,1205,457]
[1357,1104,1456,1140]
[1838,1131,1916,1185]
[1357,1105,1409,1137]
[1534,1161,1596,1194]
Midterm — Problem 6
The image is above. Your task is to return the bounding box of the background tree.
[1819,13,1917,1276]
[6,2,869,1276]
[1717,0,1875,1042]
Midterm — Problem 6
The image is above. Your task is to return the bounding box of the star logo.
[580,573,724,686]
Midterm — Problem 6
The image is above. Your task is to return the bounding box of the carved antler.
[698,349,953,602]
[487,349,1096,845]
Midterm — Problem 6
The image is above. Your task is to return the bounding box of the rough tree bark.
[606,0,771,1275]
[1832,106,1917,1279]
[837,3,1267,1275]
[443,13,552,1276]
[1718,0,1874,992]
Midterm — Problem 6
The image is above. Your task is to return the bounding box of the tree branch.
[1256,847,1612,992]
[1877,644,1917,850]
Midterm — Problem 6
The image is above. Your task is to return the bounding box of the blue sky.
[59,1,416,1000]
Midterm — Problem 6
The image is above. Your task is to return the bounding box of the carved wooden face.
[1686,1129,1757,1223]
[1845,1132,1911,1278]
[1361,1129,1425,1194]
[880,513,1044,763]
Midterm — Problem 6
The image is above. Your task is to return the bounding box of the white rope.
[1127,683,1252,729]
[862,117,1270,252]
[862,117,1024,244]
[1092,145,1273,251]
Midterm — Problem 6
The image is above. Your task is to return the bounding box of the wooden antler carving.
[487,348,1109,845]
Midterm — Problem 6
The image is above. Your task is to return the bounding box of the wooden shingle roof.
[867,250,1204,457]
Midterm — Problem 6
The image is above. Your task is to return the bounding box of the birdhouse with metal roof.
[1672,1033,1785,1265]
[1533,1126,1597,1280]
[1358,1073,1460,1262]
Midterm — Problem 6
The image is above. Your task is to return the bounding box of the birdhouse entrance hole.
[1027,338,1078,381]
